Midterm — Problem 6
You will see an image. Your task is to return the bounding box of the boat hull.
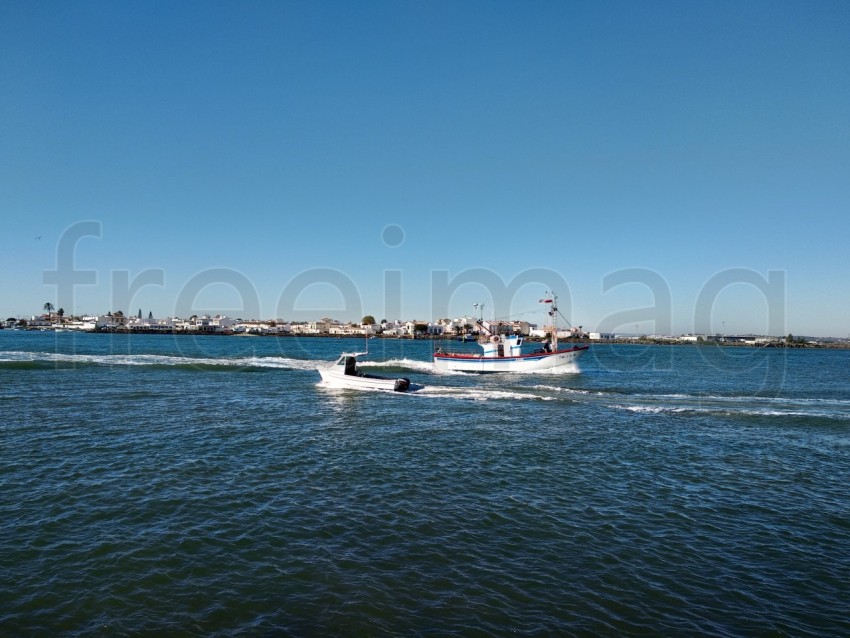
[319,368,411,392]
[433,345,588,373]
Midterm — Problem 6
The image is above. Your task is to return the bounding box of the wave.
[357,358,435,374]
[643,392,850,407]
[612,402,850,421]
[523,381,850,420]
[619,392,850,417]
[315,380,556,402]
[0,351,322,372]
[531,384,595,396]
[413,386,557,401]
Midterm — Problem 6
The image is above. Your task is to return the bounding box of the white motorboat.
[319,352,412,392]
[433,293,588,373]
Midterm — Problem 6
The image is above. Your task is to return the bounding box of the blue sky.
[2,1,848,336]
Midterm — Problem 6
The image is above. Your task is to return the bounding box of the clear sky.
[2,1,848,337]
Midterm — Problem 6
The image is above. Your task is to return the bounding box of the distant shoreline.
[3,328,848,349]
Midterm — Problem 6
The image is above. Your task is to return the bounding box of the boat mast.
[542,292,558,351]
[474,302,489,342]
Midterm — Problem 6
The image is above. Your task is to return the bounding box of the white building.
[679,334,719,343]
[425,322,444,336]
[329,322,368,336]
[380,320,406,337]
[289,319,332,335]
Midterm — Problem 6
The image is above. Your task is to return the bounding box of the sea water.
[2,331,849,636]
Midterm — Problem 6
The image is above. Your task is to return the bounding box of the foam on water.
[617,403,839,419]
[414,385,556,401]
[0,350,322,371]
[610,396,850,420]
[357,358,435,373]
[531,384,594,395]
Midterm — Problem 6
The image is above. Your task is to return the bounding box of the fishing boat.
[318,352,412,392]
[433,294,588,373]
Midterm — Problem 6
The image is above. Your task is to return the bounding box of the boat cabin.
[343,355,361,376]
[330,354,366,376]
[480,334,525,358]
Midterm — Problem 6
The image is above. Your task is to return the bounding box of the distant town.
[4,304,848,348]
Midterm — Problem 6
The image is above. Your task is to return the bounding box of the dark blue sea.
[2,331,849,636]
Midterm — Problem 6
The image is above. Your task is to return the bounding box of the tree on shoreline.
[43,302,54,320]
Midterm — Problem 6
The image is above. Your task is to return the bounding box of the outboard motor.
[394,377,410,392]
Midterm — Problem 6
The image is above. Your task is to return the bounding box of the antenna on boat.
[474,302,490,338]
[474,302,485,322]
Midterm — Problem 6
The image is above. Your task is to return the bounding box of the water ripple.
[2,335,850,635]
